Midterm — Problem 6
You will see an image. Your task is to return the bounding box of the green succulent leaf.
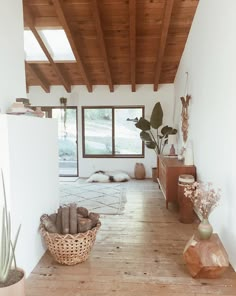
[135,117,151,131]
[140,131,152,141]
[150,102,163,129]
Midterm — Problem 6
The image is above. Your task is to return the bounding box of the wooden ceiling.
[23,0,199,93]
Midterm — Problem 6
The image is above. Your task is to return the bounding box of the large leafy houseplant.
[0,170,24,294]
[135,102,177,155]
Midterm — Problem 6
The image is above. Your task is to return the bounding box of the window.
[82,106,144,157]
[24,29,75,62]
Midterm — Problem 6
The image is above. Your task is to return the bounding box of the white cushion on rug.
[87,173,110,183]
[112,172,130,182]
[87,171,130,183]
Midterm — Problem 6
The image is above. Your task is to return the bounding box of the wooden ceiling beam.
[25,62,50,93]
[24,5,71,93]
[129,0,136,92]
[90,0,114,92]
[153,0,174,91]
[51,0,93,92]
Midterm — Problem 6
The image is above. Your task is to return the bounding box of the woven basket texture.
[40,221,101,265]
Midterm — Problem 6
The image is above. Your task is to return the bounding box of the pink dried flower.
[184,182,221,219]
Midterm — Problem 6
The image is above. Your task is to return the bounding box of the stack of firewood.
[40,204,100,234]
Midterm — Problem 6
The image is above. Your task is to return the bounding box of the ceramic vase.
[0,268,25,296]
[134,163,146,180]
[198,218,213,240]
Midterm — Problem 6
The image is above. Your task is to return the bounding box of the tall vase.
[198,218,213,240]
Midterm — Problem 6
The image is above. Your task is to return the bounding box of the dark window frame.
[82,105,144,158]
[33,106,79,177]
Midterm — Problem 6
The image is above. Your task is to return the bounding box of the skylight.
[24,29,75,62]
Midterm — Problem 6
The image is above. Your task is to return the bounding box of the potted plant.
[0,170,25,296]
[135,102,177,181]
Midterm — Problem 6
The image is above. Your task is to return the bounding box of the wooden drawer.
[157,155,196,209]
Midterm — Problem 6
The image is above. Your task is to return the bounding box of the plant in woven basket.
[0,169,24,291]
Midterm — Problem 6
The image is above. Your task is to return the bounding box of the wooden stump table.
[183,233,229,278]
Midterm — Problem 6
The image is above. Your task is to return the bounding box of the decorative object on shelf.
[34,107,44,118]
[6,102,34,116]
[198,218,213,240]
[134,163,146,180]
[134,102,177,155]
[168,134,177,155]
[0,170,25,295]
[184,181,221,239]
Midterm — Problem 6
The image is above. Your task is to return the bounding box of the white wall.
[174,0,236,270]
[0,0,26,112]
[28,84,175,178]
[0,115,59,277]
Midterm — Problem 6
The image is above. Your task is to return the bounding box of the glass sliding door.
[41,106,77,177]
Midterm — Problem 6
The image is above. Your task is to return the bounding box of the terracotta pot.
[134,163,146,180]
[0,268,25,296]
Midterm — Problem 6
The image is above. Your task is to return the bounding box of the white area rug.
[60,178,127,215]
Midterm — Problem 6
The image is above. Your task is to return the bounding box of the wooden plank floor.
[26,180,236,296]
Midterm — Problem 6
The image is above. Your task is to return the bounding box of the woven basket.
[40,221,101,265]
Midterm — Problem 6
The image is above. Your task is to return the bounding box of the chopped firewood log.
[69,203,77,234]
[49,213,57,225]
[56,207,62,234]
[62,206,70,234]
[40,214,58,233]
[77,207,89,217]
[89,212,100,227]
[77,216,93,233]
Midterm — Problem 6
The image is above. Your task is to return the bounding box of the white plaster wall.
[0,115,59,277]
[174,0,236,270]
[0,0,26,113]
[28,84,175,178]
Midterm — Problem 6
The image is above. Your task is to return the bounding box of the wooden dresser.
[157,156,196,209]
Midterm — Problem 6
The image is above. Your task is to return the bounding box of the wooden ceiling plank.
[129,0,136,92]
[25,62,50,93]
[51,0,93,92]
[24,5,71,93]
[153,0,175,91]
[91,0,114,92]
